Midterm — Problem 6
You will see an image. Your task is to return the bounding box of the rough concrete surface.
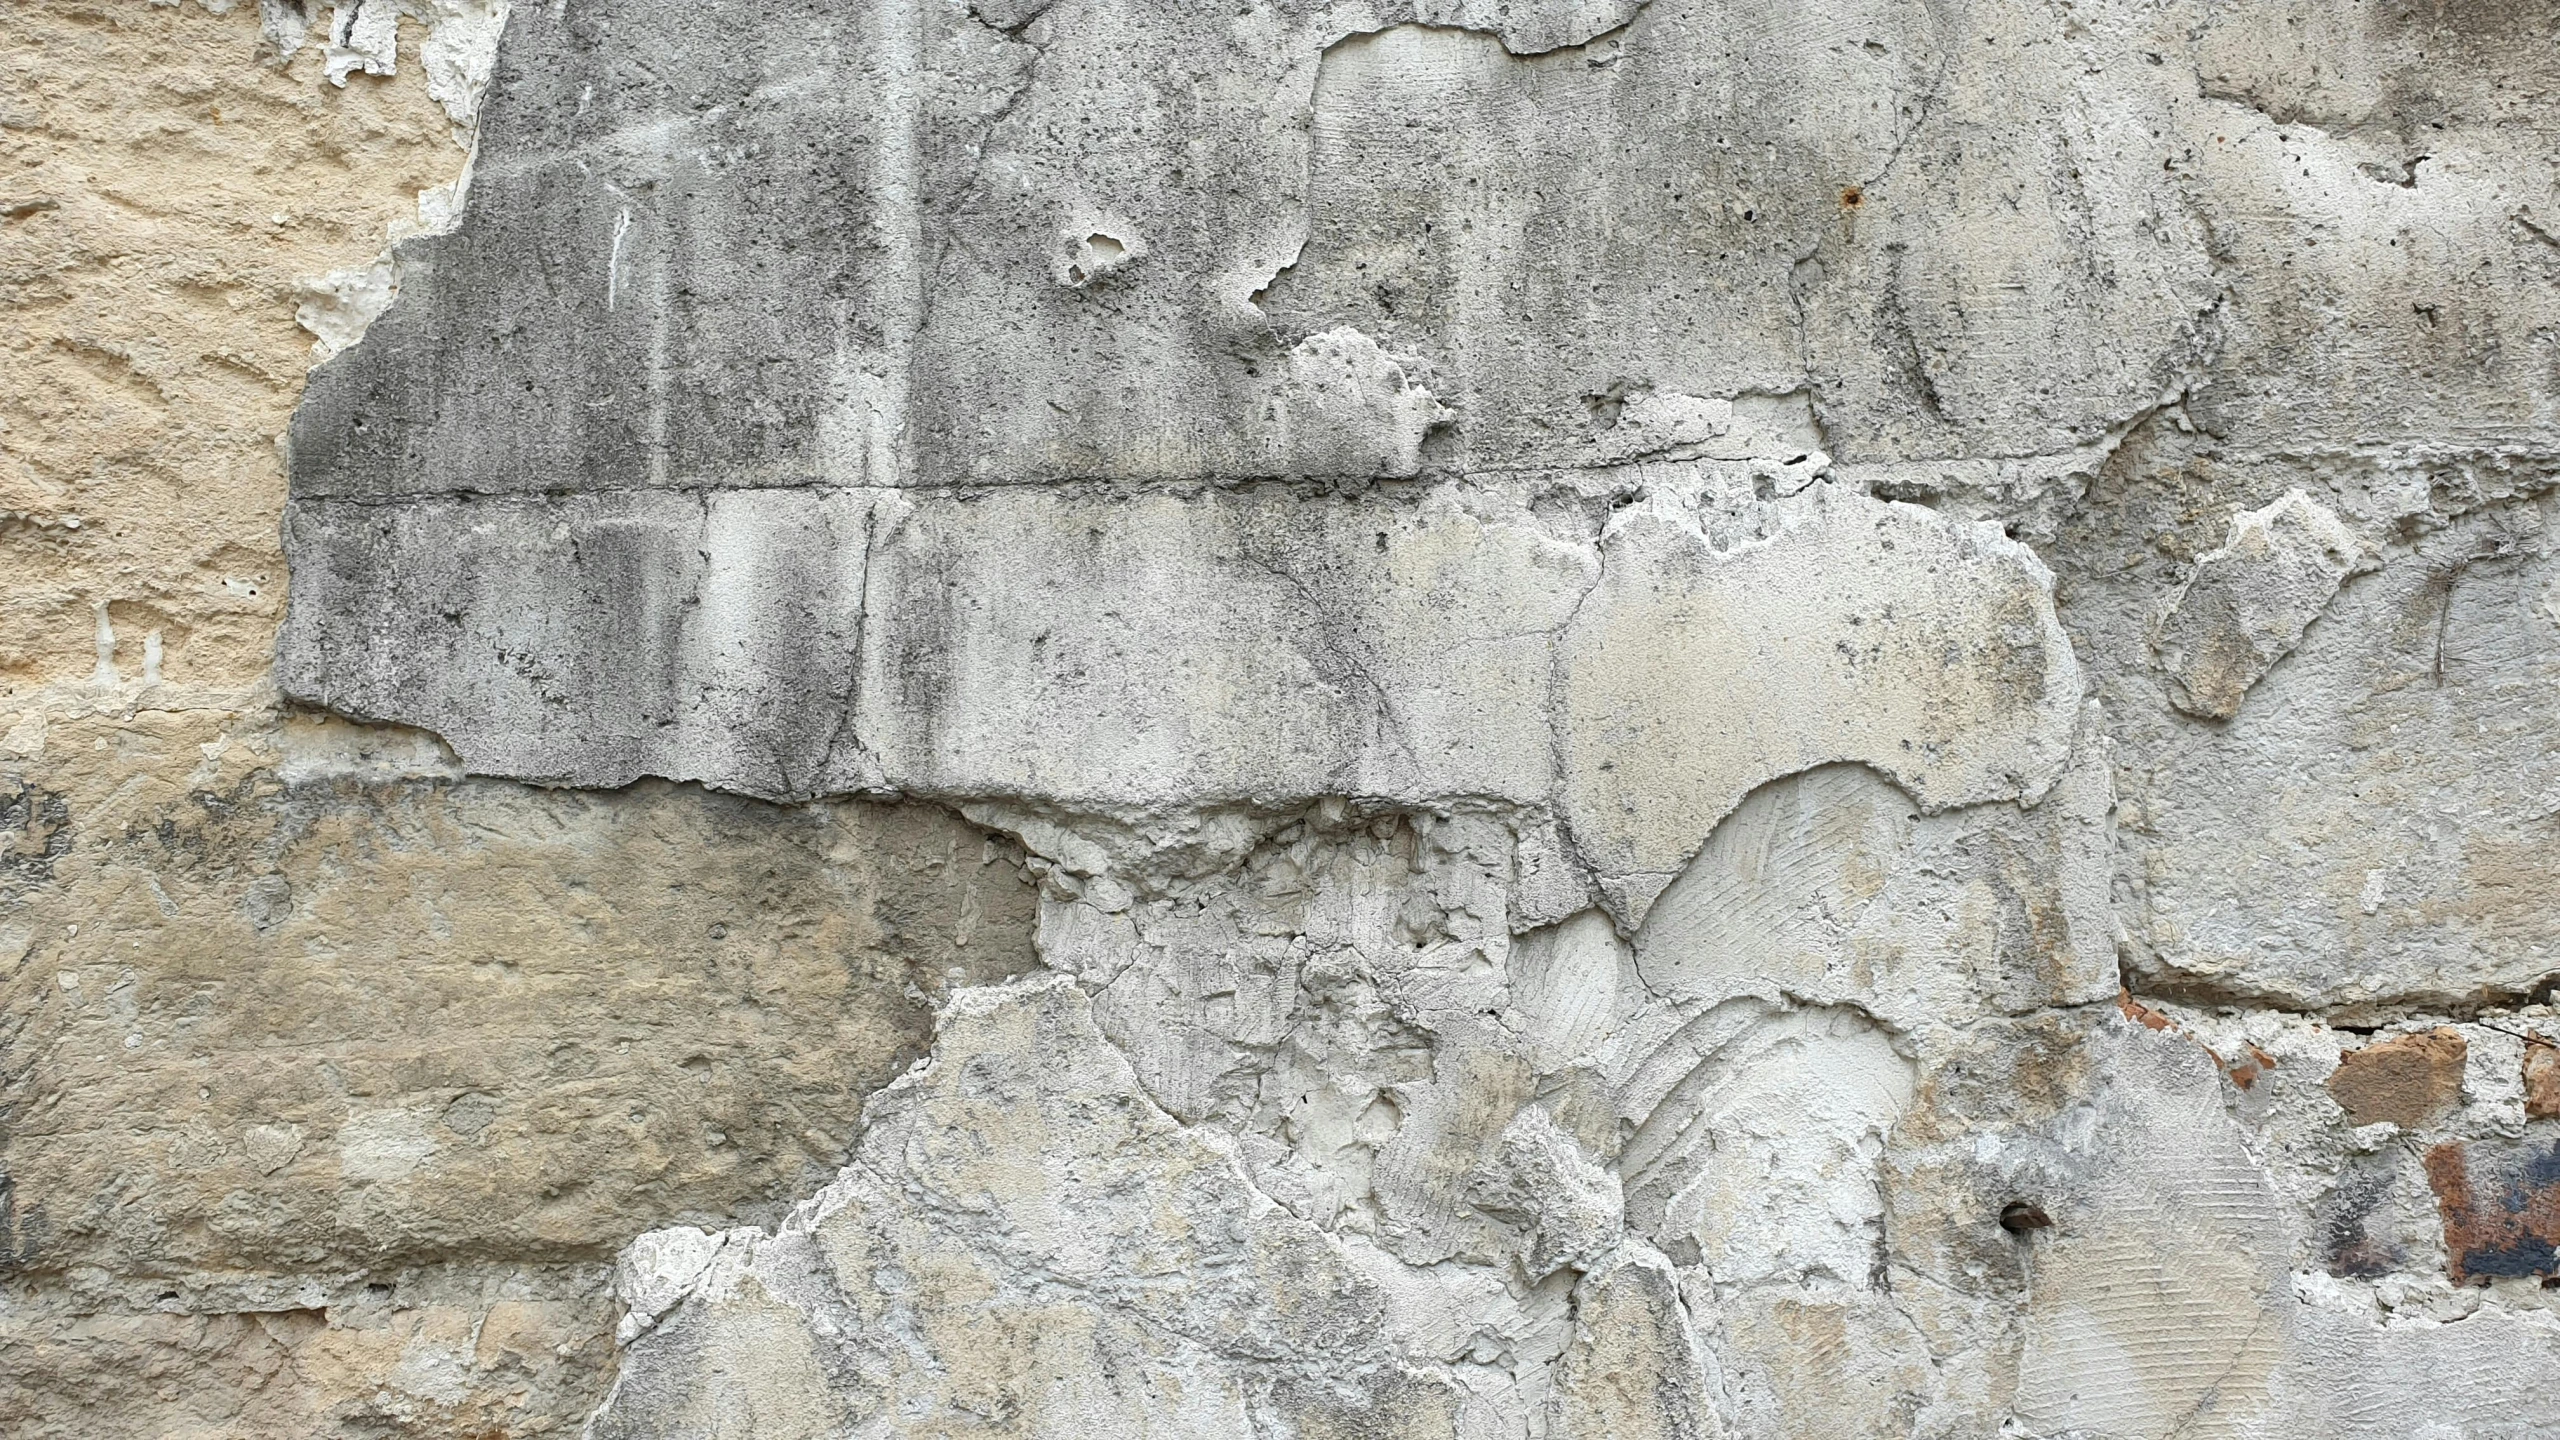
[8,0,2560,1434]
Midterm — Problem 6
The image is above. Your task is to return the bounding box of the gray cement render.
[274,0,2560,1432]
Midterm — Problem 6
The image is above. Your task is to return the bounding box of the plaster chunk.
[1560,487,2083,924]
[295,256,398,361]
[322,0,400,85]
[1468,1108,1625,1281]
[613,1227,740,1343]
[590,975,1441,1437]
[1588,391,1736,465]
[1279,327,1453,478]
[2156,489,2366,719]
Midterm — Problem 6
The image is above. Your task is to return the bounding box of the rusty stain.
[2424,1140,2560,1285]
[2328,1028,2466,1128]
[1839,185,1865,209]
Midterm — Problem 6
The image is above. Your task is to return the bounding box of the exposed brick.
[2524,1041,2560,1120]
[2225,1043,2279,1091]
[2116,989,2175,1033]
[2328,1028,2467,1128]
[2424,1140,2560,1285]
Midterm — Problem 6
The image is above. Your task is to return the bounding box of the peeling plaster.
[23,0,2560,1431]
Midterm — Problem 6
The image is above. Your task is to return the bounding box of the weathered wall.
[1,5,1038,1434]
[8,0,2560,1435]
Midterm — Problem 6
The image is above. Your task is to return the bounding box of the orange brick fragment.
[2524,1041,2560,1120]
[2328,1028,2466,1128]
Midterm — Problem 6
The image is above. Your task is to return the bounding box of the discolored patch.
[2316,1152,2416,1279]
[0,784,74,893]
[2423,1140,2560,1285]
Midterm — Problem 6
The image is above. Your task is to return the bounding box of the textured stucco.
[9,0,2560,1434]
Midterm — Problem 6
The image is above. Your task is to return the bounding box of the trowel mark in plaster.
[2009,1034,2291,1438]
[1616,999,1914,1287]
[324,0,402,84]
[1634,763,1914,1001]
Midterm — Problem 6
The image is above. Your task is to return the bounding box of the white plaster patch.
[1562,485,2083,926]
[1277,326,1451,478]
[337,1108,438,1183]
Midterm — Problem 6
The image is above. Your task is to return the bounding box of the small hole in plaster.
[1999,1201,2053,1235]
